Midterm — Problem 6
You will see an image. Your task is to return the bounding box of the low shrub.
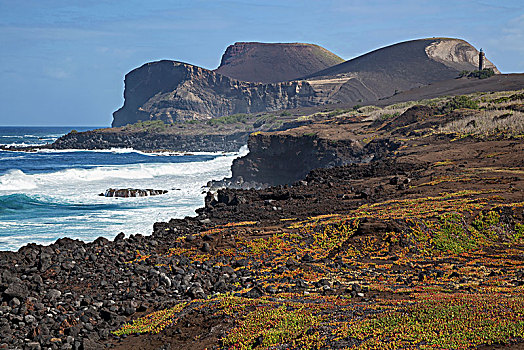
[458,68,495,79]
[123,119,169,132]
[442,95,479,112]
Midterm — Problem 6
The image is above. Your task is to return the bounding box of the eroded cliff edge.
[111,61,318,127]
[112,38,498,128]
[219,86,523,188]
[221,108,434,188]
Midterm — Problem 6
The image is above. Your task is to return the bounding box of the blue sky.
[0,0,523,126]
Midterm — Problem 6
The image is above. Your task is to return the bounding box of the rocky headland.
[49,129,249,153]
[12,38,502,152]
[1,37,513,155]
[112,38,497,127]
[13,37,504,154]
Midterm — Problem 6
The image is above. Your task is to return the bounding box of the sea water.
[0,127,246,251]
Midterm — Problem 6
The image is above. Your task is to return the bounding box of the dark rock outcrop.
[226,132,400,187]
[221,105,442,187]
[51,130,248,152]
[102,189,168,198]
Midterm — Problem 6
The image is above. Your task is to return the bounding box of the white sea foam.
[35,146,244,157]
[1,142,47,147]
[0,145,248,250]
[0,155,26,161]
[0,170,38,191]
[34,148,151,155]
[0,148,245,192]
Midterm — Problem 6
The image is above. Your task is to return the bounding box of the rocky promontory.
[222,106,439,187]
[112,38,498,128]
[111,61,318,127]
[2,38,505,154]
[50,129,249,152]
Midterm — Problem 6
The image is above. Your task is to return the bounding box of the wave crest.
[0,146,247,192]
[0,170,37,191]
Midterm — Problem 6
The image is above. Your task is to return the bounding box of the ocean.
[0,126,246,251]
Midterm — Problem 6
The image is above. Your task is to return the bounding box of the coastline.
[1,90,524,348]
[0,131,250,154]
[0,143,248,251]
[1,138,523,348]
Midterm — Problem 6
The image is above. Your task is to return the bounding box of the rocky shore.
[1,91,524,349]
[1,147,522,349]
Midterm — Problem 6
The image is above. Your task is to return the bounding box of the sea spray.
[0,126,248,250]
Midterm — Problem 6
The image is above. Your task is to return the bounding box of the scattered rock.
[8,297,20,308]
[102,188,168,197]
[201,242,211,252]
[4,281,28,299]
[46,289,62,300]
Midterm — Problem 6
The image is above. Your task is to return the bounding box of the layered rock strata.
[111,61,318,127]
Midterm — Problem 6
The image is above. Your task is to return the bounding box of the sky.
[0,0,523,126]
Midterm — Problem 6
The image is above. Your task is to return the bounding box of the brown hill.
[377,73,524,106]
[303,38,499,103]
[214,42,344,83]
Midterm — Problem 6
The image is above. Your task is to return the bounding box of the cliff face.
[230,134,360,186]
[225,105,446,187]
[215,42,344,83]
[112,38,500,128]
[228,132,401,187]
[112,61,318,127]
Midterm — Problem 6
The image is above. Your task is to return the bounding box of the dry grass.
[363,107,410,122]
[357,105,381,114]
[439,109,524,137]
[482,89,524,100]
[296,89,524,133]
[363,95,475,122]
[379,96,452,111]
[483,100,524,110]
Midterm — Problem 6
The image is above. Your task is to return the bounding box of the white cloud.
[502,14,524,46]
[485,14,524,72]
[43,66,70,79]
